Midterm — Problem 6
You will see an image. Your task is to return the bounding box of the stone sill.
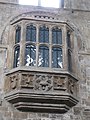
[5,66,79,82]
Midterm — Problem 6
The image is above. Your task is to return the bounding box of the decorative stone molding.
[10,11,67,25]
[4,70,79,113]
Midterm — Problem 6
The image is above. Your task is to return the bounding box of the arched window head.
[52,27,62,44]
[13,46,20,68]
[15,26,21,44]
[26,25,36,42]
[38,46,49,67]
[39,26,49,43]
[52,47,63,68]
[25,44,36,66]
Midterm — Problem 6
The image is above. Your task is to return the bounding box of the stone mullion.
[8,26,15,69]
[59,0,64,8]
[19,21,26,66]
[62,25,68,70]
[38,0,41,6]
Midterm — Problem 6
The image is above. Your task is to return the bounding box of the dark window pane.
[26,25,36,42]
[67,30,71,48]
[13,46,20,67]
[39,26,49,43]
[38,46,49,67]
[52,28,62,44]
[68,50,72,71]
[61,0,64,7]
[52,47,63,68]
[25,44,36,66]
[15,26,21,44]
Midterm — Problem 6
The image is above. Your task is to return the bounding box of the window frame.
[66,28,73,72]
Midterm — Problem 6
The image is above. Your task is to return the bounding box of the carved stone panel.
[20,74,34,89]
[53,76,67,91]
[34,75,53,92]
[10,73,19,89]
[67,77,77,96]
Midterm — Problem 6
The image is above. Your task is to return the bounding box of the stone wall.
[0,0,18,4]
[0,0,90,120]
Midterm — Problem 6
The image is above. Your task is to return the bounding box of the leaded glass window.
[15,26,21,44]
[38,46,49,67]
[52,28,62,44]
[52,47,63,68]
[68,49,72,71]
[25,44,36,66]
[13,21,74,73]
[13,46,20,68]
[26,25,36,42]
[39,26,49,43]
[67,30,71,48]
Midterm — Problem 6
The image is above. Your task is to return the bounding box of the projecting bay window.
[12,22,74,73]
[13,24,63,69]
[5,19,79,114]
